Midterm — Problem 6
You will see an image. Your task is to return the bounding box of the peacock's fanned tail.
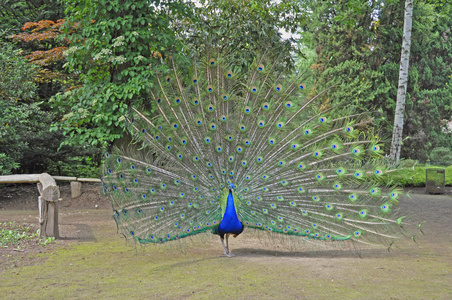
[102,53,405,247]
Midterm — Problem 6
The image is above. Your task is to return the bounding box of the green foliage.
[0,221,55,249]
[0,41,103,176]
[187,0,307,71]
[0,101,43,174]
[52,0,312,147]
[384,165,452,187]
[0,154,19,175]
[52,0,192,147]
[37,236,56,246]
[0,42,38,174]
[0,222,37,248]
[398,2,452,160]
[46,156,101,178]
[0,96,102,176]
[303,0,452,160]
[429,147,452,164]
[0,0,64,33]
[398,158,418,168]
[0,43,38,100]
[302,0,394,126]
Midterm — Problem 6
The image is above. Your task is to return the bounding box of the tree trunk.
[390,0,414,165]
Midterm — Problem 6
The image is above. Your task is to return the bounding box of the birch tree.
[390,0,414,164]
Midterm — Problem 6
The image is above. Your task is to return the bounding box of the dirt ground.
[0,183,451,299]
[0,182,108,265]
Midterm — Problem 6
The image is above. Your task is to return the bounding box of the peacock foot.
[221,253,236,257]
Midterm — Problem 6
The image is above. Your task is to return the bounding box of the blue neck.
[218,190,243,235]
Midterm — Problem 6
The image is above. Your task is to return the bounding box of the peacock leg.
[220,236,229,256]
[225,234,235,257]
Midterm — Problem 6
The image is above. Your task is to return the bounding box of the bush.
[399,159,419,168]
[384,165,452,187]
[0,153,19,175]
[429,147,452,165]
[46,156,102,178]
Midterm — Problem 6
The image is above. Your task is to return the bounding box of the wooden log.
[0,173,61,238]
[0,174,39,184]
[77,178,101,183]
[52,176,77,181]
[37,173,60,202]
[0,173,59,202]
[0,174,102,184]
[71,181,82,198]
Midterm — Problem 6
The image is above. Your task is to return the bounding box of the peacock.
[102,51,409,257]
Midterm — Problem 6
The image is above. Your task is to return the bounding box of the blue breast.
[218,190,243,235]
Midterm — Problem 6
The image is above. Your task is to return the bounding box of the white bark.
[390,0,414,164]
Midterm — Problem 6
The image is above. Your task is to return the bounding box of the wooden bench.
[0,174,102,238]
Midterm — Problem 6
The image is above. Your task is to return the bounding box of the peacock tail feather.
[102,52,406,248]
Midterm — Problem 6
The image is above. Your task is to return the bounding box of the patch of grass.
[385,165,452,187]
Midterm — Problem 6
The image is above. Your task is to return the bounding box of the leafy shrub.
[399,159,419,168]
[384,165,452,187]
[429,147,452,165]
[0,153,20,175]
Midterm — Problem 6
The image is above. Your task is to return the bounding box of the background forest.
[0,0,451,177]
